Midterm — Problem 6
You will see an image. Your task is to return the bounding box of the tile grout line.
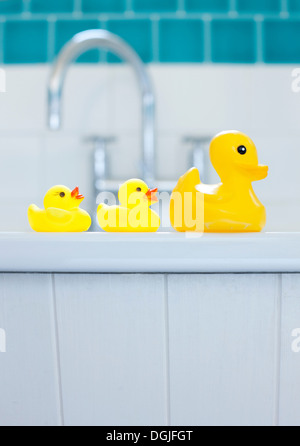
[126,0,133,13]
[255,17,264,63]
[281,0,288,13]
[74,0,82,13]
[152,18,160,63]
[23,0,31,13]
[47,17,56,63]
[164,275,171,426]
[51,274,65,427]
[0,12,291,20]
[204,18,211,63]
[273,274,283,427]
[177,0,185,12]
[230,0,237,12]
[99,19,108,62]
[0,20,4,64]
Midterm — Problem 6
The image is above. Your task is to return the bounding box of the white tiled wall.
[0,64,299,232]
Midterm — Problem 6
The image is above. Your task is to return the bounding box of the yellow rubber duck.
[28,186,91,232]
[170,131,269,233]
[97,179,160,232]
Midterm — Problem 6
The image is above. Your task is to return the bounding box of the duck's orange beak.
[237,164,269,181]
[71,187,84,200]
[145,188,158,203]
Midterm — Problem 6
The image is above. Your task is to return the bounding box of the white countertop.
[0,232,299,273]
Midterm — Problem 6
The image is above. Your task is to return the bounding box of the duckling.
[28,185,91,232]
[97,179,160,232]
[170,131,268,233]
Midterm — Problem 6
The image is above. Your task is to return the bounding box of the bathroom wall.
[0,0,300,232]
[1,64,299,232]
[0,0,300,64]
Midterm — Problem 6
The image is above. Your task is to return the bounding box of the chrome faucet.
[48,29,155,186]
[183,136,210,183]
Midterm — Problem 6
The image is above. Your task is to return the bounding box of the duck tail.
[170,168,201,232]
[28,205,40,231]
[28,204,39,217]
[97,203,109,213]
[175,167,201,192]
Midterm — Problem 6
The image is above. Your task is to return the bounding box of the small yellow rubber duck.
[28,186,91,232]
[170,131,269,233]
[97,179,160,232]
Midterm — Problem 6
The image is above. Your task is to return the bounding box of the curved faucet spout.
[48,29,155,184]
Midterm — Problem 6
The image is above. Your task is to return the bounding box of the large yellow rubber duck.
[28,186,91,232]
[97,179,160,232]
[170,131,269,233]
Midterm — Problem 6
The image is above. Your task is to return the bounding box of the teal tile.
[4,20,48,63]
[0,0,23,14]
[82,0,126,12]
[289,0,300,12]
[264,20,300,63]
[55,20,100,63]
[211,20,256,63]
[159,19,204,62]
[107,20,152,63]
[186,0,229,12]
[31,0,74,13]
[237,0,281,13]
[133,0,177,12]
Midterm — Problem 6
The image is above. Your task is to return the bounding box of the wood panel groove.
[273,274,283,426]
[164,275,171,426]
[51,274,65,427]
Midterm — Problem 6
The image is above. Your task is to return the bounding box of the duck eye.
[59,192,65,198]
[136,187,142,192]
[237,145,247,155]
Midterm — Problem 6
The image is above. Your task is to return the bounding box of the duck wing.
[46,208,73,224]
[197,183,233,204]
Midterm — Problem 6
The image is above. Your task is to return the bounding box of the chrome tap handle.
[84,136,116,231]
[183,136,211,182]
[84,135,116,190]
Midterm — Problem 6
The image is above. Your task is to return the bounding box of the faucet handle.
[84,135,117,188]
[84,135,116,147]
[182,135,211,145]
[183,135,211,182]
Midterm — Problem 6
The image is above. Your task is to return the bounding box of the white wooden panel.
[168,274,279,426]
[0,274,61,426]
[54,274,167,426]
[279,274,300,426]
